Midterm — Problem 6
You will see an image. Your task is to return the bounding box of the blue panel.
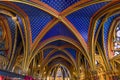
[4,15,15,46]
[44,48,53,58]
[47,40,68,46]
[104,14,120,56]
[65,48,76,59]
[17,15,25,41]
[67,2,109,42]
[95,16,105,36]
[14,3,53,42]
[95,19,102,35]
[5,15,22,55]
[16,29,22,47]
[97,28,103,50]
[41,0,80,12]
[41,22,79,42]
[50,51,69,59]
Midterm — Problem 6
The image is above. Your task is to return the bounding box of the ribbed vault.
[0,0,120,80]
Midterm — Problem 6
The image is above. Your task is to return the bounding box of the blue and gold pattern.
[0,0,120,79]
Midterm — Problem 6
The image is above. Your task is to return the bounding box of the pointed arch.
[0,16,12,57]
[28,36,92,70]
[0,3,31,71]
[108,17,120,59]
[88,0,120,70]
[46,64,71,78]
[42,47,77,69]
[42,44,78,51]
[42,55,74,69]
[47,62,72,77]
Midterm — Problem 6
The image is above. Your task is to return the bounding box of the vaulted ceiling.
[0,0,120,79]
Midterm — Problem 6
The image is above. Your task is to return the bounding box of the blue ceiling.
[43,40,77,59]
[67,2,109,42]
[41,22,79,42]
[14,2,53,42]
[50,50,70,59]
[47,40,69,47]
[44,48,54,58]
[12,1,110,44]
[41,0,80,12]
[65,48,76,59]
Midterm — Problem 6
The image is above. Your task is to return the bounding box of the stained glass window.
[56,68,62,77]
[113,24,120,56]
